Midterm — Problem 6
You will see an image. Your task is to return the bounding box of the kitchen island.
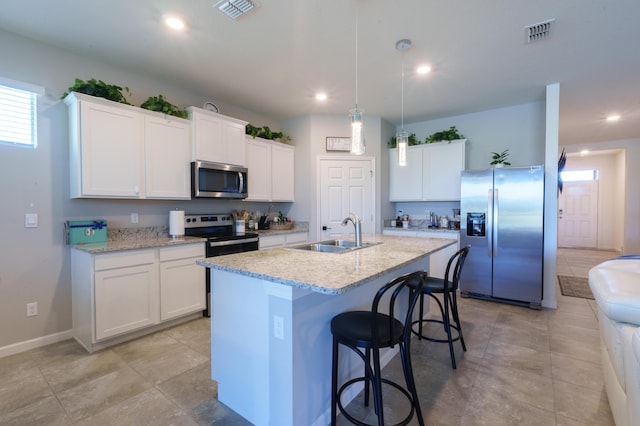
[197,234,456,426]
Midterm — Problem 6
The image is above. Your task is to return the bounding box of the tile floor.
[0,248,619,425]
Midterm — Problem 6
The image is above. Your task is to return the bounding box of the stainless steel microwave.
[191,160,248,199]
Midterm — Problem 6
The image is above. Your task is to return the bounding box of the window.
[0,77,43,148]
[560,169,598,182]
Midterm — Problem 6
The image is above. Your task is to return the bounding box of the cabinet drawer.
[259,234,286,249]
[159,243,205,262]
[286,232,308,245]
[94,249,155,271]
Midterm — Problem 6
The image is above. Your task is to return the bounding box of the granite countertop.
[70,236,205,254]
[197,234,455,295]
[383,226,459,234]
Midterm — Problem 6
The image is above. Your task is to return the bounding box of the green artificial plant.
[62,78,131,104]
[140,94,188,118]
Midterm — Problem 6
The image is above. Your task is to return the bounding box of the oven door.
[204,236,259,317]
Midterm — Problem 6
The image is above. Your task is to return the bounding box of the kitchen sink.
[288,239,382,254]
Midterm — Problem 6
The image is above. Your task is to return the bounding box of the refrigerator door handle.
[487,189,493,257]
[493,188,499,257]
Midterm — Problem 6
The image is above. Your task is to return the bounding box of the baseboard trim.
[0,329,73,359]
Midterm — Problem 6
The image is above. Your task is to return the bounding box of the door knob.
[322,226,332,231]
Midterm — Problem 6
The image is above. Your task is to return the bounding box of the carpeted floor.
[558,275,595,300]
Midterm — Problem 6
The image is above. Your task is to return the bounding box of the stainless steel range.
[185,213,259,317]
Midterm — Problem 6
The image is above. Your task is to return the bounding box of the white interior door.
[558,181,598,248]
[319,157,375,240]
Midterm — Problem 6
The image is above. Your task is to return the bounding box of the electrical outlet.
[130,213,139,224]
[25,213,38,228]
[273,315,284,340]
[26,302,38,317]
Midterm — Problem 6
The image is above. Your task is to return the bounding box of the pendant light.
[350,15,365,155]
[396,38,411,166]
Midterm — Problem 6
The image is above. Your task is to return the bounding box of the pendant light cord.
[355,14,359,109]
[401,59,404,131]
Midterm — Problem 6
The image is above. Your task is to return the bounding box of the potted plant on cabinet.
[490,149,512,167]
[425,126,465,143]
[62,78,131,104]
[140,94,188,118]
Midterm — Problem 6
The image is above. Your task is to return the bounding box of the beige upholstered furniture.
[589,257,640,426]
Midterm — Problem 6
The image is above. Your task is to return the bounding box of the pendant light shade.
[396,38,411,166]
[349,15,365,155]
[397,130,408,166]
[350,107,365,155]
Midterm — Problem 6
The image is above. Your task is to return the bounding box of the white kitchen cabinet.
[144,115,191,199]
[93,249,159,341]
[245,137,295,202]
[259,231,308,250]
[188,106,247,166]
[382,229,459,279]
[71,241,205,353]
[389,140,466,201]
[66,92,145,198]
[65,92,191,200]
[159,244,205,321]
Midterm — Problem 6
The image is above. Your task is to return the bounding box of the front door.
[558,181,599,248]
[319,157,375,240]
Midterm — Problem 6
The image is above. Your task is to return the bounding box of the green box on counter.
[65,220,107,244]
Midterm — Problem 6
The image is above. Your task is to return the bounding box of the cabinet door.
[245,138,272,201]
[94,262,159,340]
[389,146,422,201]
[259,234,286,249]
[160,257,205,321]
[222,120,246,166]
[191,110,223,162]
[271,143,294,201]
[422,141,465,201]
[145,115,191,199]
[78,99,144,197]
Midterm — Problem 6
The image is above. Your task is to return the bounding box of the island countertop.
[197,234,455,295]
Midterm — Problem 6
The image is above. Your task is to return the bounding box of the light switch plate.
[25,213,38,228]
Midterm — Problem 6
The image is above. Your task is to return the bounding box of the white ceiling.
[0,0,638,145]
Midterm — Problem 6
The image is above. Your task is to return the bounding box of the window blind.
[0,84,37,147]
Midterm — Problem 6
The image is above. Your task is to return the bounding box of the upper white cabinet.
[144,115,191,199]
[188,106,247,166]
[389,139,466,201]
[245,136,295,202]
[65,92,191,200]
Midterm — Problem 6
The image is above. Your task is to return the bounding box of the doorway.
[558,180,599,248]
[318,157,375,240]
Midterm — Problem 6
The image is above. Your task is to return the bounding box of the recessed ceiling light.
[315,93,328,101]
[165,17,185,30]
[606,114,620,122]
[416,65,431,75]
[580,149,590,156]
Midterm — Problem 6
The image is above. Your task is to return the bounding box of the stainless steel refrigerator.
[460,165,544,308]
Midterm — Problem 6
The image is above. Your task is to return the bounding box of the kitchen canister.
[169,209,185,238]
[235,220,245,235]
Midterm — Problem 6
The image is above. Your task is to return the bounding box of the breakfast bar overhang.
[197,234,456,426]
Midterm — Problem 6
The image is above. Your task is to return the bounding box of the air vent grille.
[525,19,554,43]
[215,0,255,20]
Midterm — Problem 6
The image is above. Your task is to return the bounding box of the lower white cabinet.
[71,242,205,352]
[382,229,459,279]
[259,232,308,250]
[159,244,206,321]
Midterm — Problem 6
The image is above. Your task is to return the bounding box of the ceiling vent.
[214,0,256,20]
[525,19,554,43]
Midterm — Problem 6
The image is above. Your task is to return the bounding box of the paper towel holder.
[169,208,185,239]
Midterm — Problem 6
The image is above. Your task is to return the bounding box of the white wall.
[0,30,279,351]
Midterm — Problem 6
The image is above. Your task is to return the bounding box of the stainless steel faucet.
[341,213,362,247]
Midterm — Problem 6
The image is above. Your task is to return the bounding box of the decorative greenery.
[140,94,188,118]
[62,78,131,104]
[425,126,465,143]
[387,133,418,148]
[490,149,512,166]
[246,124,291,143]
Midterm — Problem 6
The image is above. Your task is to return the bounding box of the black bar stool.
[409,246,470,369]
[330,271,426,426]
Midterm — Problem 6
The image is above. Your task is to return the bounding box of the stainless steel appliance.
[459,165,544,308]
[191,160,248,199]
[184,213,259,316]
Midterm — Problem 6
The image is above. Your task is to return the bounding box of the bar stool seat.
[330,271,426,426]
